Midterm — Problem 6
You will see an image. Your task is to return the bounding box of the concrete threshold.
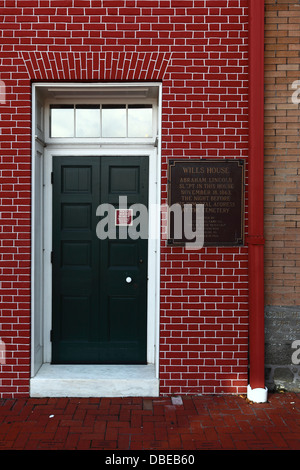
[30,363,159,398]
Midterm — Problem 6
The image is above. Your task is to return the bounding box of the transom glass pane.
[102,105,126,137]
[128,105,152,137]
[75,105,100,137]
[50,105,74,137]
[50,103,153,138]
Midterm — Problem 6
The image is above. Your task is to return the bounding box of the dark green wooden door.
[52,156,148,364]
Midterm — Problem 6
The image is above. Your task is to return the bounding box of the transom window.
[50,104,153,138]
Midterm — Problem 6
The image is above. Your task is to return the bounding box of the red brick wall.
[0,1,249,397]
[264,0,300,392]
[264,0,300,307]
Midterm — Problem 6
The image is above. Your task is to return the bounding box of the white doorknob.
[126,277,132,283]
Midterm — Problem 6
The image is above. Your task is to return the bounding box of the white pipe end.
[247,384,268,403]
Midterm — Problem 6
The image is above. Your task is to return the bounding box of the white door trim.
[31,148,161,397]
[30,82,162,396]
[43,147,160,366]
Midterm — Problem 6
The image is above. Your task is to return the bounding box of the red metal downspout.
[247,0,267,402]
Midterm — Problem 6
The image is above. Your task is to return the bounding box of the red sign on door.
[115,209,133,226]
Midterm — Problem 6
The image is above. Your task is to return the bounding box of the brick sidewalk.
[0,392,299,450]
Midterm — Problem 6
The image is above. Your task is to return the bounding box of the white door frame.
[43,147,161,368]
[30,82,162,396]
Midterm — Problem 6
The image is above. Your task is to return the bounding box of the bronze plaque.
[167,159,244,247]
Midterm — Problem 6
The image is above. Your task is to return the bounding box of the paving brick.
[0,393,299,450]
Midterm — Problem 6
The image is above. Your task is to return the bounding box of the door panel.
[52,156,148,364]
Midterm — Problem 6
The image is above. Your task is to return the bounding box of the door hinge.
[51,171,54,184]
[50,330,53,342]
[51,251,53,263]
